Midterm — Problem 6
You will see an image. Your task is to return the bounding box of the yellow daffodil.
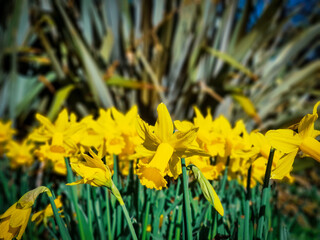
[30,109,82,156]
[95,109,126,155]
[34,142,67,175]
[192,107,225,157]
[111,105,142,156]
[0,187,49,240]
[67,149,124,205]
[31,196,63,226]
[5,139,35,169]
[67,149,113,188]
[134,103,208,190]
[71,115,104,150]
[266,101,320,162]
[0,120,16,155]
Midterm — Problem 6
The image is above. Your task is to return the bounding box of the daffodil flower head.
[5,139,35,169]
[266,101,320,162]
[0,186,50,240]
[67,149,113,188]
[30,109,82,155]
[134,103,208,190]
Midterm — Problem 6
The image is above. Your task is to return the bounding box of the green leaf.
[47,84,75,121]
[55,1,114,108]
[205,47,257,80]
[100,27,114,63]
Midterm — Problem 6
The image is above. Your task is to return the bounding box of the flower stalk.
[181,157,193,240]
[257,148,275,239]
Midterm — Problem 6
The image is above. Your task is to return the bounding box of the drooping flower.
[0,187,49,240]
[133,103,208,190]
[266,101,320,163]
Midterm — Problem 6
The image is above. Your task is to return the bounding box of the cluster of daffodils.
[1,101,320,191]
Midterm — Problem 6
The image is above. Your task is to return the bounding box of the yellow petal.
[125,105,138,121]
[300,137,320,162]
[66,179,85,186]
[168,154,182,179]
[130,145,155,159]
[174,120,193,132]
[154,103,173,142]
[169,127,198,149]
[193,106,205,124]
[148,143,174,173]
[111,107,125,122]
[266,129,301,153]
[271,150,298,180]
[312,101,320,115]
[55,109,69,132]
[36,114,55,133]
[10,208,31,228]
[136,116,159,150]
[298,113,317,139]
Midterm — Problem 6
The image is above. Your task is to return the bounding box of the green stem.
[219,156,230,197]
[244,165,252,240]
[86,185,93,235]
[105,189,112,240]
[92,189,106,240]
[175,206,183,240]
[168,179,181,240]
[113,154,120,188]
[142,189,151,240]
[47,192,71,240]
[181,157,193,240]
[257,148,275,240]
[121,204,138,240]
[64,157,87,240]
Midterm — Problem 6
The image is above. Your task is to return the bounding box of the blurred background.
[0,0,320,237]
[0,0,319,131]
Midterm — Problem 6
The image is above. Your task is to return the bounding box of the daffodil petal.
[300,137,320,162]
[55,109,69,132]
[174,120,193,132]
[168,154,182,179]
[298,113,317,139]
[154,103,173,142]
[169,127,198,149]
[36,114,55,133]
[271,150,298,180]
[136,116,159,151]
[266,129,301,153]
[312,101,320,115]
